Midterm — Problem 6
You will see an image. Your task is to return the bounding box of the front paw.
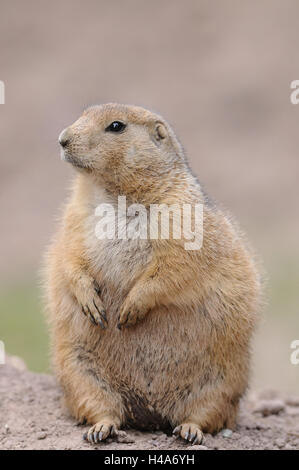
[117,296,149,329]
[76,279,108,329]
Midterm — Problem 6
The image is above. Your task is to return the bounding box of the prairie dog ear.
[149,121,168,144]
[156,122,167,140]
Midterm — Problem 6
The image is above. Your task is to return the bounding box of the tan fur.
[45,104,261,443]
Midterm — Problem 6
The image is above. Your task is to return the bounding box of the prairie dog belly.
[76,303,206,430]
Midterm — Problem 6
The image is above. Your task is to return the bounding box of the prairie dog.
[45,103,261,444]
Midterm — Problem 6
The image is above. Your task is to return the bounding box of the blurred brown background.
[0,0,298,393]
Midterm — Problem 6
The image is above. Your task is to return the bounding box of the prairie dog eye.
[105,121,126,133]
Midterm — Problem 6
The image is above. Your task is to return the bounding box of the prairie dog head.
[59,103,185,196]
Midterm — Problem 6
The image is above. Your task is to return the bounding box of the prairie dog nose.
[59,128,72,147]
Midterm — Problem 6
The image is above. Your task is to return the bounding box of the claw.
[86,305,97,325]
[99,431,103,441]
[100,309,108,323]
[83,432,87,441]
[94,281,101,296]
[118,311,131,329]
[117,315,122,330]
[93,300,108,329]
[173,425,182,435]
[193,432,203,445]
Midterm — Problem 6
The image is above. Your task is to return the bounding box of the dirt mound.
[1,358,299,450]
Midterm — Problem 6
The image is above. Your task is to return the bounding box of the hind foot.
[83,419,118,444]
[173,423,204,445]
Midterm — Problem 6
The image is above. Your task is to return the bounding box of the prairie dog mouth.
[60,147,67,162]
[60,149,91,170]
